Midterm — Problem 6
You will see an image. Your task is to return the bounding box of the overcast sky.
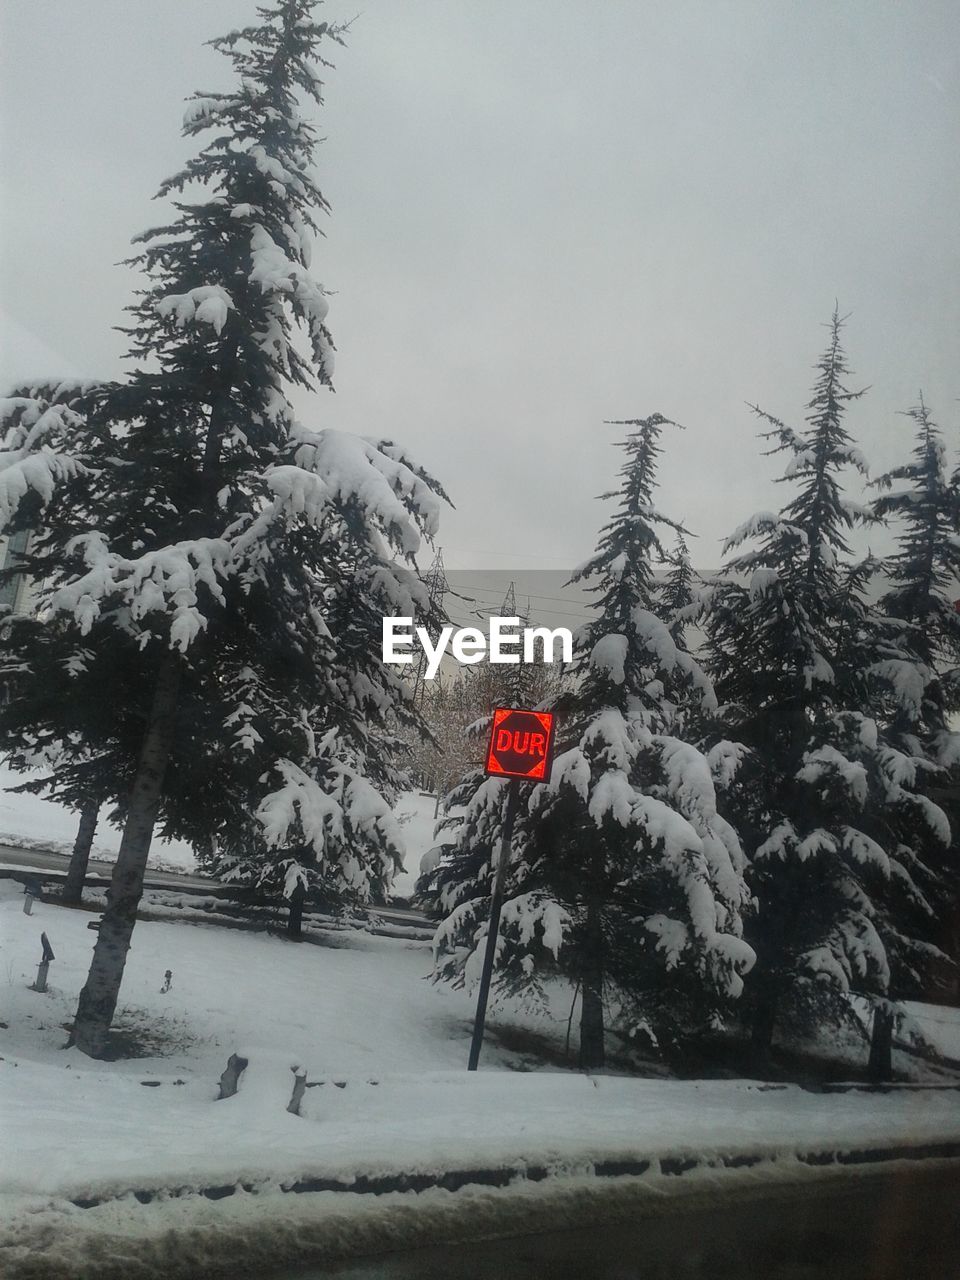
[1,0,957,572]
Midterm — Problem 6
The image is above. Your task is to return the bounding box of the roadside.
[269,1162,960,1280]
[3,1155,959,1280]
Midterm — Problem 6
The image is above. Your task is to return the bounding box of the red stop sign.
[485,707,556,783]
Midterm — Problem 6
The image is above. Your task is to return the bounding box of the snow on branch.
[840,826,890,876]
[182,94,235,130]
[579,708,635,773]
[499,893,569,959]
[588,771,703,863]
[286,426,443,553]
[50,533,232,647]
[0,395,91,531]
[706,740,749,789]
[721,510,779,555]
[868,659,927,719]
[797,745,868,805]
[257,752,402,900]
[590,633,628,683]
[631,607,679,670]
[249,225,333,378]
[155,285,235,335]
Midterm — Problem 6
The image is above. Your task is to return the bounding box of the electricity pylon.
[411,547,449,711]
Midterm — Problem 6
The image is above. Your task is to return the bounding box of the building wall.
[0,530,35,616]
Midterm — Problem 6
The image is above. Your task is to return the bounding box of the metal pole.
[468,779,520,1071]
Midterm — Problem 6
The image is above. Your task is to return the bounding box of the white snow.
[589,632,628,684]
[0,772,446,897]
[0,393,90,528]
[797,746,868,805]
[155,285,235,335]
[721,509,778,554]
[392,790,446,898]
[0,764,195,871]
[870,659,928,719]
[2,885,959,1276]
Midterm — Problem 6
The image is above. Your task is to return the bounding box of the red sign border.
[484,707,556,784]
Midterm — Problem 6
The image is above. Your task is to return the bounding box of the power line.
[447,547,575,564]
[445,580,593,608]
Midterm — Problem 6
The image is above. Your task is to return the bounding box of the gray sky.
[2,0,957,572]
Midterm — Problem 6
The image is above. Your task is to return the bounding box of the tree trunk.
[579,898,605,1071]
[62,800,100,906]
[868,1002,895,1083]
[288,884,305,940]
[749,989,778,1073]
[69,654,182,1057]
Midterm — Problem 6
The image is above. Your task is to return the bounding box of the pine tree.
[866,398,960,1039]
[655,530,712,736]
[428,416,754,1068]
[699,312,953,1067]
[871,397,960,725]
[0,381,129,904]
[201,538,446,936]
[0,2,446,1056]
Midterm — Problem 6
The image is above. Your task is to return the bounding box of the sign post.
[468,707,556,1071]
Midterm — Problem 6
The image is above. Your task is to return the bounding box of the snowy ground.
[0,766,441,896]
[2,880,960,1278]
[0,765,196,873]
[390,790,448,899]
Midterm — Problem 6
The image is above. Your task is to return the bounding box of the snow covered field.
[0,765,196,873]
[2,880,960,1279]
[0,766,441,896]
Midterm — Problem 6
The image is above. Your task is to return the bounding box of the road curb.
[66,1136,960,1211]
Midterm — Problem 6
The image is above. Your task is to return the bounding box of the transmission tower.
[411,547,449,710]
[499,580,531,707]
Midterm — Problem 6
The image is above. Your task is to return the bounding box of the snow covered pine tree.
[0,2,447,1056]
[866,397,960,1068]
[429,416,753,1069]
[0,380,121,905]
[699,312,955,1069]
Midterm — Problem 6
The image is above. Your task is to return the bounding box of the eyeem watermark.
[382,616,573,680]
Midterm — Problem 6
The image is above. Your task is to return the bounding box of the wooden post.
[217,1053,249,1099]
[31,933,55,993]
[468,779,520,1071]
[288,1066,307,1115]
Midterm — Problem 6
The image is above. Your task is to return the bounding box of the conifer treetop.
[871,396,960,673]
[569,415,715,726]
[724,309,872,593]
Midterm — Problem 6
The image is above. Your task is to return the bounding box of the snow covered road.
[271,1163,960,1280]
